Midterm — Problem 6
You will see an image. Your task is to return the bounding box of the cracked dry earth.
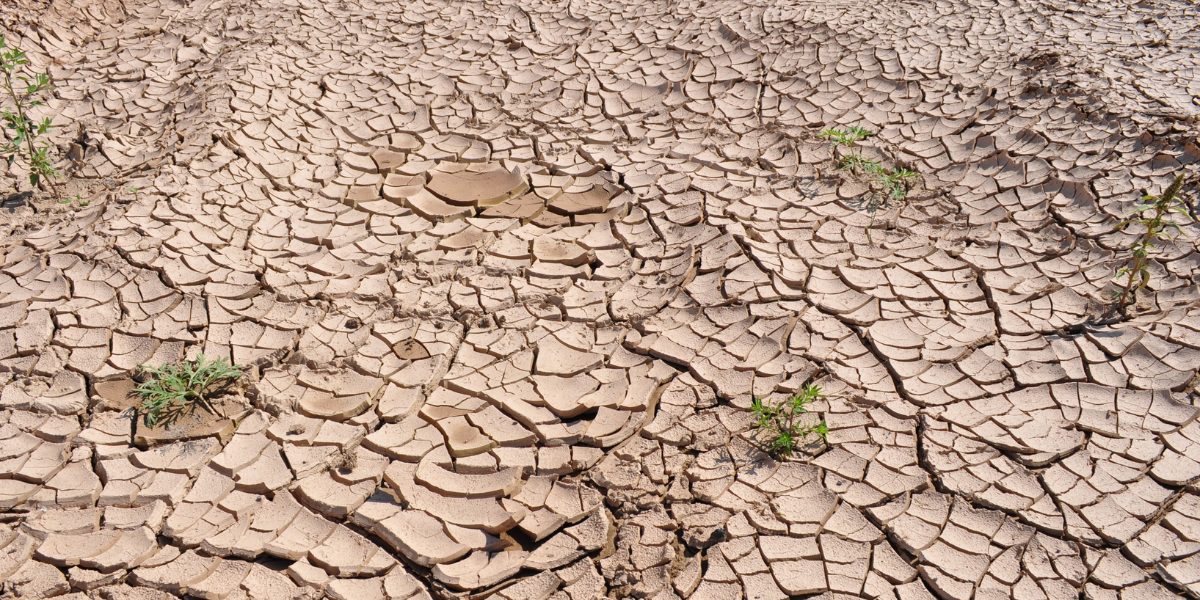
[1,0,1200,599]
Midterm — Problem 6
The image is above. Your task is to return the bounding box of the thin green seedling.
[0,35,58,192]
[134,353,243,428]
[819,127,921,242]
[863,164,920,243]
[1112,173,1190,316]
[750,384,829,459]
[879,167,919,202]
[842,154,878,177]
[819,126,873,151]
[820,126,874,174]
[59,193,88,208]
[126,186,140,203]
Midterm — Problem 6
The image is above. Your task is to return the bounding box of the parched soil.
[0,0,1199,599]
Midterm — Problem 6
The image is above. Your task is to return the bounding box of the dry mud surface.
[1,0,1199,599]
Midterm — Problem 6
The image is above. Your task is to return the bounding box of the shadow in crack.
[1,190,33,213]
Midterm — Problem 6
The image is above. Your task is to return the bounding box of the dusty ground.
[0,0,1199,599]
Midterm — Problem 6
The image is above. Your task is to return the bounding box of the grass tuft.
[334,448,358,472]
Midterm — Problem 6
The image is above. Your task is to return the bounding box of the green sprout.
[134,354,243,428]
[842,154,878,176]
[0,35,58,192]
[59,193,88,208]
[819,126,874,174]
[1112,173,1191,316]
[861,163,920,242]
[820,128,922,243]
[877,166,920,203]
[750,384,829,459]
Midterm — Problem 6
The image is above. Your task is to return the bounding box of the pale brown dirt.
[0,0,1199,599]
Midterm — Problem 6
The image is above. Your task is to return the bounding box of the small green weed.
[750,384,829,459]
[0,35,58,192]
[1112,172,1190,316]
[59,193,88,209]
[819,126,873,151]
[820,126,874,174]
[874,166,920,204]
[134,354,243,428]
[820,127,925,243]
[855,162,920,242]
[841,154,878,176]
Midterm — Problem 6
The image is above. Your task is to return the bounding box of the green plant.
[876,166,919,203]
[861,163,920,241]
[842,154,879,176]
[0,36,57,191]
[750,384,829,458]
[820,126,874,174]
[820,127,923,242]
[1112,172,1190,315]
[59,193,88,208]
[820,126,873,151]
[134,354,243,428]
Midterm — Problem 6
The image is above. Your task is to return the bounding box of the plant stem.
[4,70,32,187]
[1,63,53,193]
[1115,256,1145,316]
[1116,173,1184,314]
